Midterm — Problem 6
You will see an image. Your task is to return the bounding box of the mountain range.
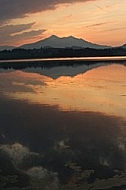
[0,35,126,51]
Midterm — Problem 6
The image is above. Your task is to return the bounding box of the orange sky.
[0,0,126,47]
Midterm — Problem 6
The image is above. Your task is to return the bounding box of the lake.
[0,58,126,189]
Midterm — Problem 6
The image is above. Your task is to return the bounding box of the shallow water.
[0,60,126,189]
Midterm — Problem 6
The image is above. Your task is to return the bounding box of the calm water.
[0,59,126,189]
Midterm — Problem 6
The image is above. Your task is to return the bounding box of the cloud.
[86,22,107,28]
[0,23,46,45]
[10,29,46,45]
[103,26,126,32]
[0,0,94,23]
[0,23,35,37]
[93,4,107,12]
[13,29,45,39]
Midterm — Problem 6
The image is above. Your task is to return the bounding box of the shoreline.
[0,55,126,64]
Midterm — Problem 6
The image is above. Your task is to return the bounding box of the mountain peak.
[20,35,111,49]
[48,35,59,39]
[67,35,76,39]
[49,35,80,40]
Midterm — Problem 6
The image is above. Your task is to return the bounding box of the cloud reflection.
[0,90,126,186]
[0,143,30,166]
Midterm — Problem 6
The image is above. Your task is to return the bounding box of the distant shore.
[0,56,126,71]
[0,47,126,61]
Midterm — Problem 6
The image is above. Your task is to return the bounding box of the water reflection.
[0,63,126,118]
[0,96,126,188]
[0,61,126,189]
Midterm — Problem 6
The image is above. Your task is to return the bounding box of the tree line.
[0,47,126,60]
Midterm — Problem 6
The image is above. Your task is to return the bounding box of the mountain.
[122,44,126,49]
[20,35,110,49]
[0,45,15,51]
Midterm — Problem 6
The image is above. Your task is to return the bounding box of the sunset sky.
[0,0,126,47]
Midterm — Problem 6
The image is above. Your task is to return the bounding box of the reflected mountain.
[0,59,126,78]
[23,62,108,79]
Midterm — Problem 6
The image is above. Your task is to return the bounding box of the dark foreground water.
[0,59,126,189]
